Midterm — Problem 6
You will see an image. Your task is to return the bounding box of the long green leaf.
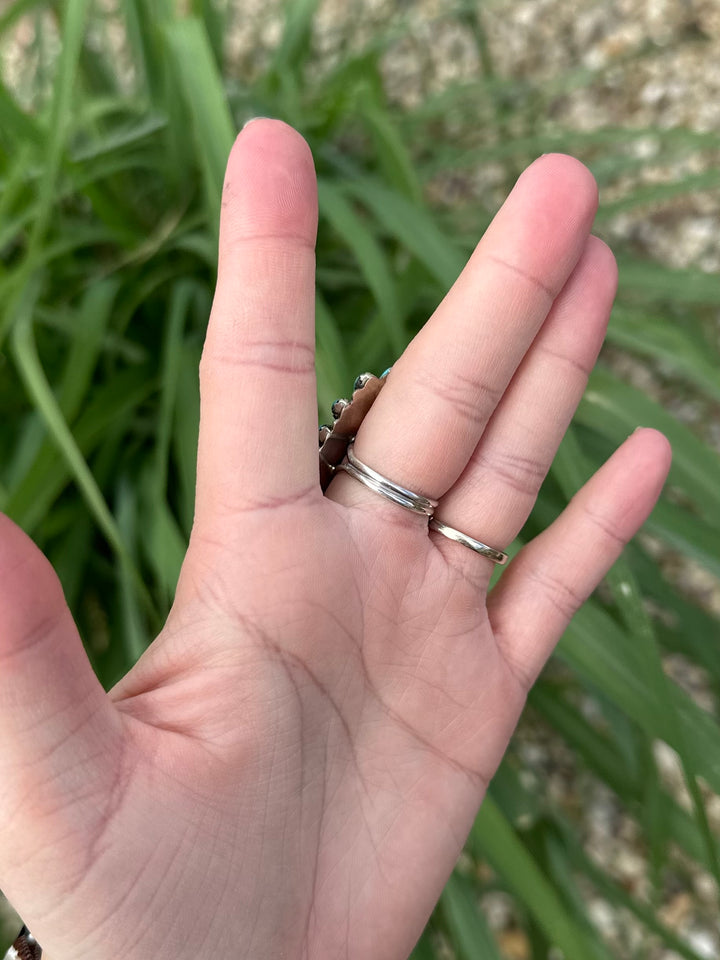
[607,306,720,403]
[617,258,720,305]
[28,0,91,253]
[578,366,720,523]
[116,476,150,664]
[558,601,720,794]
[441,873,502,960]
[4,367,154,531]
[11,295,157,622]
[319,179,406,354]
[552,425,720,884]
[532,686,720,877]
[163,17,235,224]
[172,342,201,537]
[345,177,465,290]
[470,797,612,960]
[270,0,322,76]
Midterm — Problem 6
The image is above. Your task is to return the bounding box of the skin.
[0,120,671,960]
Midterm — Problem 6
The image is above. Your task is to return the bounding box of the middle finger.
[329,154,598,506]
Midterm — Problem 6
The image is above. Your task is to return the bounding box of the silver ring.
[429,518,508,565]
[338,444,438,516]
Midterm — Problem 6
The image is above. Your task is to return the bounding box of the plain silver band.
[338,444,438,516]
[429,518,508,565]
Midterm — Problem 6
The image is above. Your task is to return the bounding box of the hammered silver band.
[338,444,438,517]
[429,518,508,565]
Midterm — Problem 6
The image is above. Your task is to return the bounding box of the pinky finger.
[486,428,672,691]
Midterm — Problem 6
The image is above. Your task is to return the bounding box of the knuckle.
[535,342,594,379]
[475,446,546,498]
[526,564,587,622]
[418,367,501,430]
[200,337,315,380]
[495,640,536,695]
[483,252,556,302]
[583,505,626,546]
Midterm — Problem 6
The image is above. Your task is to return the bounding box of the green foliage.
[1,1,719,956]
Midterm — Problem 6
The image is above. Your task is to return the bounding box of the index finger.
[194,120,320,533]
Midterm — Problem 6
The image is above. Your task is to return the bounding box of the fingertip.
[531,152,598,195]
[220,118,318,251]
[522,153,599,226]
[629,425,672,456]
[559,235,617,328]
[584,235,618,292]
[585,426,672,530]
[628,426,673,485]
[241,115,273,130]
[483,153,599,294]
[235,117,314,167]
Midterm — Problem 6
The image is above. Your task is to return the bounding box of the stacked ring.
[338,444,438,516]
[429,518,507,565]
[320,372,509,565]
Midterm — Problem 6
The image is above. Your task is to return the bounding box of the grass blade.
[345,177,465,290]
[319,179,406,355]
[578,366,720,523]
[551,425,720,885]
[470,796,612,960]
[10,285,157,624]
[163,17,235,224]
[441,872,503,960]
[607,306,720,404]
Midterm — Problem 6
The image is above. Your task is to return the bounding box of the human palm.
[0,121,670,960]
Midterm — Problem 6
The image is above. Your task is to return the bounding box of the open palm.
[0,121,670,960]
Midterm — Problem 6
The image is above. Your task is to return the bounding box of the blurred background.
[0,0,719,957]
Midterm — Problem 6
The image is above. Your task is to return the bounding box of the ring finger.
[431,234,617,575]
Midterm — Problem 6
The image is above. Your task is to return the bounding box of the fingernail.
[632,426,647,434]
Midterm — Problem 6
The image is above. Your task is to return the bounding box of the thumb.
[0,514,122,914]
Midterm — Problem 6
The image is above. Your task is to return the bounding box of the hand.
[0,120,671,960]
